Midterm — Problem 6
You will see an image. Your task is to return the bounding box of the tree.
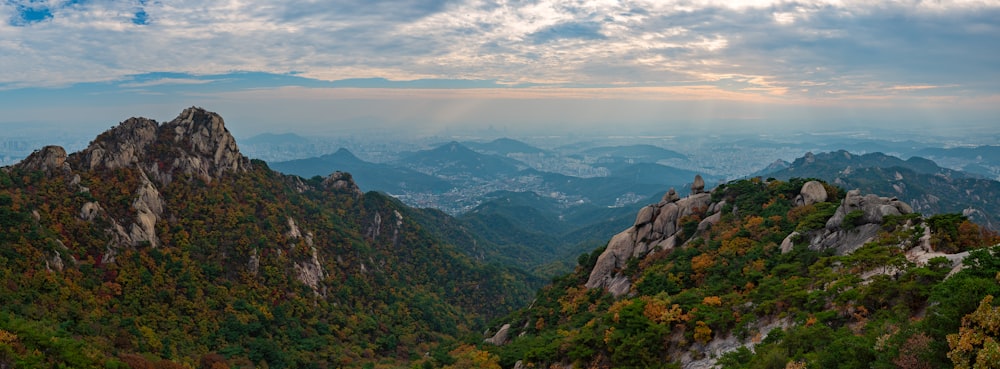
[947,295,1000,369]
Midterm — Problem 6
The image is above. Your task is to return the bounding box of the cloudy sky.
[1,0,998,138]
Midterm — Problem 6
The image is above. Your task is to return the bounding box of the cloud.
[0,0,995,105]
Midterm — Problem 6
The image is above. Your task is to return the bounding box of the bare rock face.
[794,181,828,207]
[79,117,158,171]
[15,145,70,174]
[484,323,511,346]
[287,217,326,296]
[73,107,250,185]
[586,175,717,296]
[160,107,249,182]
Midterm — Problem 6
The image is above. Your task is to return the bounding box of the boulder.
[794,181,828,207]
[662,188,680,203]
[691,174,706,194]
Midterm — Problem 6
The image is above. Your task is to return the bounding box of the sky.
[0,0,998,139]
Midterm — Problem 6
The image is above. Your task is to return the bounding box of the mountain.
[397,141,525,178]
[764,150,1000,229]
[482,177,1000,369]
[0,107,535,368]
[914,145,1000,179]
[464,138,548,155]
[578,144,687,162]
[270,148,452,194]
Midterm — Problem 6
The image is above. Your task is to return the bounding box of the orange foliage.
[702,296,723,306]
[720,237,753,256]
[691,254,715,275]
[642,297,683,324]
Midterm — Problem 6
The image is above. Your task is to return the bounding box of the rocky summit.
[74,107,251,185]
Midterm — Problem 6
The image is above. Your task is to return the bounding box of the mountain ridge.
[0,107,535,368]
[765,150,1000,229]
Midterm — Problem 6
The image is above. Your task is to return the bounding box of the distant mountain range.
[270,148,452,194]
[397,141,526,178]
[271,140,718,275]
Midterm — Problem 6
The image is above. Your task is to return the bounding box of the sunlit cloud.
[0,0,996,134]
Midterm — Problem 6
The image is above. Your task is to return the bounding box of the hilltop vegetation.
[480,177,1000,369]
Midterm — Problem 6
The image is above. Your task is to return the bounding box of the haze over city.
[1,0,997,139]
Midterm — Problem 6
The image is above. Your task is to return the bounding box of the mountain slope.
[765,150,1000,229]
[483,177,1000,369]
[0,107,533,368]
[270,148,452,194]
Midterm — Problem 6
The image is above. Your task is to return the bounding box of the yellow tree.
[443,344,501,369]
[947,295,1000,369]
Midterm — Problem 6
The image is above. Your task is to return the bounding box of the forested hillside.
[482,177,1000,369]
[0,108,535,368]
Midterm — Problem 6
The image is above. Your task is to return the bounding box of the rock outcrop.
[15,145,70,174]
[79,117,158,172]
[586,175,716,296]
[796,189,915,255]
[322,171,362,196]
[156,107,249,183]
[288,217,326,296]
[484,323,511,346]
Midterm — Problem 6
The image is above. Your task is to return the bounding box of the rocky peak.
[71,107,250,184]
[156,107,250,183]
[15,145,70,174]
